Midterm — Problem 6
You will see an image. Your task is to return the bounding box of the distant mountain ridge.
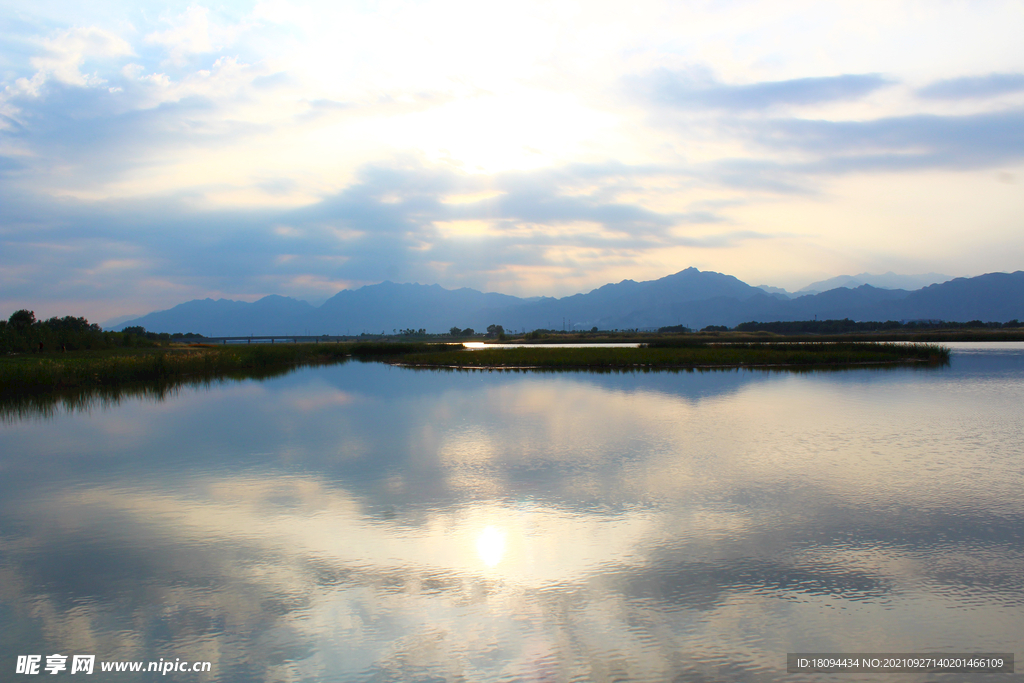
[314,281,529,334]
[113,268,1024,335]
[116,295,315,336]
[796,271,952,295]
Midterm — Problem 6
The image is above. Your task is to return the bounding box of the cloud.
[695,159,811,194]
[0,55,285,192]
[747,109,1024,172]
[630,67,1024,190]
[35,27,133,83]
[145,5,217,66]
[3,3,1023,317]
[0,158,750,314]
[295,98,352,122]
[674,230,770,249]
[0,155,26,173]
[8,26,133,96]
[918,73,1024,100]
[637,69,892,111]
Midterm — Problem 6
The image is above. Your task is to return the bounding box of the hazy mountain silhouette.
[797,271,952,295]
[116,295,314,337]
[754,285,794,299]
[477,267,764,332]
[882,272,1024,321]
[311,281,529,335]
[113,269,1023,335]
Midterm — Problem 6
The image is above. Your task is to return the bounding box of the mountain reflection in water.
[0,343,1021,682]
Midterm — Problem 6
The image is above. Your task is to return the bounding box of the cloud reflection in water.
[0,354,1022,681]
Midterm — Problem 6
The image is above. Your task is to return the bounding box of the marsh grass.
[2,378,218,423]
[1,341,950,420]
[395,342,950,369]
[349,342,456,357]
[1,341,950,421]
[0,344,352,396]
[0,342,949,393]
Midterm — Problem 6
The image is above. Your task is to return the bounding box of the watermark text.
[16,655,212,675]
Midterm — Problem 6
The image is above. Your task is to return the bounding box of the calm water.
[1,343,1021,682]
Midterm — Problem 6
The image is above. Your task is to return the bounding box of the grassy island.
[1,341,949,400]
[392,341,949,370]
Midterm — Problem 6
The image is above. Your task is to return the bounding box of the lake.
[1,343,1021,681]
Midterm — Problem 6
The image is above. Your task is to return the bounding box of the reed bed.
[348,341,457,356]
[395,342,950,369]
[0,344,352,395]
[1,342,950,418]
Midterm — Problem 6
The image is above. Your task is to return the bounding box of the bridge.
[198,335,354,344]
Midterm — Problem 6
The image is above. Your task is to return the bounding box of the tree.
[486,324,504,338]
[461,328,475,336]
[449,326,461,336]
[9,309,36,330]
[45,316,99,334]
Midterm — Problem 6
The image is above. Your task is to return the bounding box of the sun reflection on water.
[476,525,506,567]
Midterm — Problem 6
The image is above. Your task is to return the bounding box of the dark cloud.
[918,73,1024,100]
[11,63,1020,315]
[6,87,1020,315]
[638,68,892,111]
[478,188,673,234]
[638,108,1024,195]
[0,159,745,311]
[697,159,811,194]
[299,162,688,241]
[281,162,706,284]
[747,108,1024,172]
[631,69,1024,183]
[2,81,269,186]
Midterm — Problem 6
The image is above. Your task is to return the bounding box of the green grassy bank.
[0,343,354,395]
[0,341,950,403]
[0,341,469,419]
[0,341,468,396]
[394,342,950,369]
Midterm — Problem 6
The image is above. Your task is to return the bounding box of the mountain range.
[112,268,1024,336]
[792,272,952,296]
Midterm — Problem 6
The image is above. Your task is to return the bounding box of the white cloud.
[26,26,134,90]
[144,5,216,65]
[2,0,1023,318]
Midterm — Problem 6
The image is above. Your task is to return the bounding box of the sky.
[1,0,1023,324]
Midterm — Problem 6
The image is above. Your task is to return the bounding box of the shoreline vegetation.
[393,341,950,369]
[0,344,354,421]
[491,330,1024,343]
[1,340,950,398]
[0,307,990,409]
[0,344,353,396]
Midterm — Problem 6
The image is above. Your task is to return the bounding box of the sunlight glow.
[375,89,613,174]
[4,1,1023,316]
[439,191,506,205]
[434,220,492,238]
[476,525,506,567]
